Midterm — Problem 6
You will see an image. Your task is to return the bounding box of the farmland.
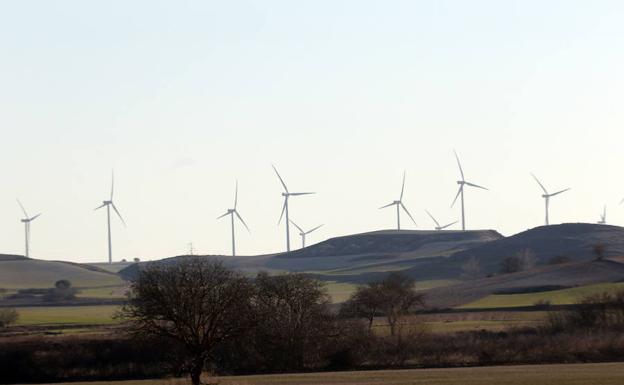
[459,282,624,309]
[15,305,119,326]
[43,362,624,385]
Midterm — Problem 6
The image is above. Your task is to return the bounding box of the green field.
[77,286,127,299]
[16,305,119,325]
[459,282,624,309]
[0,259,123,289]
[43,362,624,385]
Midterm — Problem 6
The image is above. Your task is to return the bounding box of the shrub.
[0,308,18,328]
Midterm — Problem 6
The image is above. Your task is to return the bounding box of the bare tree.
[340,284,384,331]
[0,308,18,328]
[593,243,606,261]
[461,256,482,280]
[500,249,536,274]
[378,273,425,336]
[118,258,254,385]
[253,272,334,371]
[342,272,425,337]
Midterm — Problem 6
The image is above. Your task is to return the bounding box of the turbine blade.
[531,173,549,195]
[289,192,315,196]
[29,213,42,221]
[379,202,396,209]
[111,203,126,226]
[400,171,406,200]
[235,210,250,233]
[272,164,289,193]
[217,211,230,219]
[425,209,441,228]
[451,186,462,208]
[305,224,324,234]
[110,170,115,200]
[549,188,570,197]
[454,150,465,181]
[400,202,417,226]
[278,199,287,225]
[289,219,304,233]
[440,221,458,229]
[464,181,488,190]
[234,180,238,209]
[94,203,106,211]
[16,199,28,218]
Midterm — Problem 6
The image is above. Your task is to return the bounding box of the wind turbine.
[94,172,126,264]
[290,220,323,248]
[531,173,570,226]
[379,171,417,230]
[217,180,250,257]
[451,151,488,231]
[425,210,457,231]
[597,205,607,225]
[17,199,41,258]
[272,165,315,252]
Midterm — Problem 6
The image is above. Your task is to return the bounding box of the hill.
[448,223,624,274]
[119,229,503,281]
[0,254,27,261]
[424,259,624,308]
[0,259,124,289]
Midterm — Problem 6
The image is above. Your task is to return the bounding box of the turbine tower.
[451,151,488,231]
[531,173,570,226]
[272,165,315,252]
[290,220,323,248]
[17,199,41,258]
[597,205,607,225]
[379,171,417,230]
[94,172,126,264]
[425,210,457,231]
[217,180,250,257]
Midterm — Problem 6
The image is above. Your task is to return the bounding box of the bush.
[0,308,18,328]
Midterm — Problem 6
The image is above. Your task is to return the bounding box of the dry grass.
[42,362,624,385]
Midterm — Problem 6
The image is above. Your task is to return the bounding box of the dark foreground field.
[43,362,624,385]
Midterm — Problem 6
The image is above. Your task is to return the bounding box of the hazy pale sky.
[2,1,624,262]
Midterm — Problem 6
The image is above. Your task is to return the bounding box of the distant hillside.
[425,259,624,308]
[119,230,503,281]
[281,230,503,259]
[448,223,624,274]
[0,254,27,261]
[0,259,124,289]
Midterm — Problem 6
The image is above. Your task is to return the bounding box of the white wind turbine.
[217,180,250,257]
[425,210,457,231]
[451,151,488,231]
[379,171,417,230]
[289,220,323,248]
[17,199,41,258]
[94,172,126,264]
[597,205,607,225]
[272,165,315,252]
[531,173,570,226]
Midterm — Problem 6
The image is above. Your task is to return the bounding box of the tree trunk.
[190,357,204,385]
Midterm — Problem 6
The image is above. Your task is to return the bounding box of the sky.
[1,1,624,262]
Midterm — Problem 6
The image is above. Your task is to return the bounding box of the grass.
[459,282,624,309]
[77,286,127,299]
[42,362,624,385]
[15,305,119,325]
[0,259,123,289]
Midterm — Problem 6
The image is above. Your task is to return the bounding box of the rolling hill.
[424,259,624,308]
[0,258,124,289]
